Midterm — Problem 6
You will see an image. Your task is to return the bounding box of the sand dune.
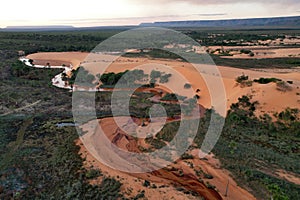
[26,52,300,115]
[26,52,89,68]
[205,46,300,59]
[85,57,300,115]
[26,52,299,199]
[78,117,255,200]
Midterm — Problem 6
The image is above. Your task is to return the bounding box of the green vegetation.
[143,180,151,187]
[240,49,252,54]
[0,30,121,53]
[184,83,192,89]
[194,94,200,99]
[85,169,102,179]
[66,68,171,89]
[147,95,299,200]
[150,70,172,86]
[275,108,299,122]
[94,91,182,119]
[156,122,180,142]
[239,49,255,57]
[98,69,147,88]
[161,93,187,101]
[286,59,300,65]
[236,74,249,83]
[0,115,123,199]
[180,153,194,160]
[124,48,186,61]
[183,29,300,47]
[254,77,282,84]
[1,28,299,199]
[204,102,299,199]
[212,55,300,69]
[0,48,124,199]
[64,67,96,87]
[159,73,172,84]
[182,98,198,115]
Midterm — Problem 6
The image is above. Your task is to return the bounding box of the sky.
[1,0,299,28]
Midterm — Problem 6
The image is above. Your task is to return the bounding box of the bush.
[159,73,172,83]
[143,180,150,187]
[240,49,252,54]
[181,153,194,160]
[204,173,214,179]
[134,191,145,199]
[236,75,253,88]
[85,169,102,179]
[236,74,249,83]
[161,93,187,101]
[194,94,200,99]
[254,77,281,84]
[184,83,192,89]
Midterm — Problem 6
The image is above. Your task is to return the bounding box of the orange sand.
[26,51,300,199]
[27,52,89,68]
[78,117,255,199]
[26,52,300,116]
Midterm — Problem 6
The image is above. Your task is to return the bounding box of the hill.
[140,16,300,28]
[3,25,75,31]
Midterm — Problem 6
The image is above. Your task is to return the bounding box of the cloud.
[195,13,227,16]
[129,0,300,6]
[54,13,228,24]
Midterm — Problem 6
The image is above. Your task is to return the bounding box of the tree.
[28,59,34,65]
[150,70,161,85]
[68,67,95,87]
[159,73,172,83]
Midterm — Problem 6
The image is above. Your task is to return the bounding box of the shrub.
[240,49,252,54]
[161,93,187,101]
[204,173,214,179]
[150,70,161,84]
[134,191,145,199]
[85,169,102,179]
[236,74,249,83]
[178,169,184,177]
[184,83,192,89]
[254,77,281,84]
[236,74,253,88]
[277,108,299,122]
[159,73,172,83]
[181,153,194,160]
[143,180,150,187]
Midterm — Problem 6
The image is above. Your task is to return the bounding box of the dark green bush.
[254,77,281,84]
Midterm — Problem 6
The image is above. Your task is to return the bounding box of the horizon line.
[2,15,300,29]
